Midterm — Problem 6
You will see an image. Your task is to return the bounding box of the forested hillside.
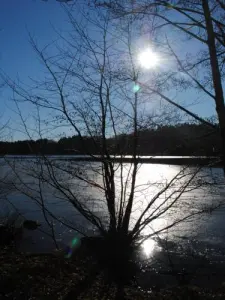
[0,123,220,156]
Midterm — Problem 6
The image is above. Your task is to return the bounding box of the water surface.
[0,156,224,258]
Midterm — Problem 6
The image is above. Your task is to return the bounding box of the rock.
[23,220,41,230]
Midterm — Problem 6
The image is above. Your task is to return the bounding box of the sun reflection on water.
[142,239,157,257]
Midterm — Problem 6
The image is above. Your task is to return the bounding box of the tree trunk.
[202,0,225,175]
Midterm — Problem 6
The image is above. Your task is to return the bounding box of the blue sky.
[0,0,70,139]
[0,0,71,75]
[0,0,217,140]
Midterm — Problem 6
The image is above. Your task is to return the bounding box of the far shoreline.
[2,155,222,166]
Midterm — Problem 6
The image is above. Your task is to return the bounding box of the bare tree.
[0,81,11,201]
[99,0,225,175]
[2,3,223,298]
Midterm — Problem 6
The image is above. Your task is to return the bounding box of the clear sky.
[0,0,71,139]
[0,0,217,140]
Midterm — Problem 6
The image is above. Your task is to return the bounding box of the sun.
[138,49,159,69]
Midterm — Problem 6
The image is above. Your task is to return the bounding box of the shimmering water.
[0,157,224,258]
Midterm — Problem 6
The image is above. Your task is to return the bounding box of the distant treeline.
[0,123,221,156]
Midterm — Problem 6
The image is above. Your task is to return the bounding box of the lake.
[0,156,225,260]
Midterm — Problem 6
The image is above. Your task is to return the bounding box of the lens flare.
[133,84,140,93]
[65,237,80,258]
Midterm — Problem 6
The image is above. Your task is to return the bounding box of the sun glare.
[138,49,159,69]
[142,238,156,257]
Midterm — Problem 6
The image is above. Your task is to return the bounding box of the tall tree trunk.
[202,0,225,174]
[122,87,138,234]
